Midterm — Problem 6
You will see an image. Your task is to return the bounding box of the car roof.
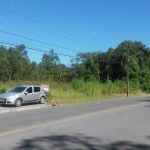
[17,85,41,87]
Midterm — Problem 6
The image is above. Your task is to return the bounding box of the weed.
[0,80,146,104]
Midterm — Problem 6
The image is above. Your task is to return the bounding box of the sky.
[0,0,150,66]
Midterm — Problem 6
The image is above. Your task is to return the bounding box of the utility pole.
[107,63,110,83]
[127,48,129,97]
[97,53,100,82]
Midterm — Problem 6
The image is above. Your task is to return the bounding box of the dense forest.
[0,40,150,92]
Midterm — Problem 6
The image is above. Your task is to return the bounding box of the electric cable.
[0,6,108,48]
[0,30,81,53]
[0,21,106,50]
[0,41,75,57]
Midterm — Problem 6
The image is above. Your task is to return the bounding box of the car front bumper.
[0,98,14,105]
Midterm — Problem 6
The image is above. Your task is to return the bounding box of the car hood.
[0,92,18,98]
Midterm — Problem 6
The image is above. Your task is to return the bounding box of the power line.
[1,0,108,46]
[0,41,75,57]
[0,2,128,62]
[69,0,129,38]
[0,35,76,55]
[0,30,81,53]
[0,6,107,48]
[0,35,78,56]
[59,0,128,40]
[55,0,115,44]
[0,21,106,50]
[0,41,125,65]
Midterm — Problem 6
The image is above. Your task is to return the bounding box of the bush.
[0,87,7,94]
[129,79,140,93]
[46,92,53,103]
[140,81,150,93]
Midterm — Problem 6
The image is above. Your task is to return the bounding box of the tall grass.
[72,79,127,96]
[0,79,144,104]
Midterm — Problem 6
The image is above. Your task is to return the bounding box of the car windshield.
[10,87,26,93]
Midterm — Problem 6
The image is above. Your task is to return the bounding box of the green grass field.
[0,79,146,105]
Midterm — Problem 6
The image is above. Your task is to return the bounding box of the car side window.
[26,87,33,93]
[34,87,40,93]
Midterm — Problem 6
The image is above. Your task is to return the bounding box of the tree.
[0,46,12,82]
[0,58,11,82]
[8,45,31,80]
[30,62,39,81]
[40,50,60,81]
[70,52,98,81]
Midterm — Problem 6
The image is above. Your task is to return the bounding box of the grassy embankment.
[0,79,146,105]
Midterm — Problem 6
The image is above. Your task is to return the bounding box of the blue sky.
[0,0,150,66]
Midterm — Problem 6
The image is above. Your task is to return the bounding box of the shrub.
[0,87,7,94]
[46,91,53,103]
[141,81,150,93]
[129,79,140,93]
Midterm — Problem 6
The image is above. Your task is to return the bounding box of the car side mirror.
[24,91,28,95]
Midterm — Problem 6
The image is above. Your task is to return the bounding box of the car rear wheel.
[15,98,22,107]
[39,97,45,104]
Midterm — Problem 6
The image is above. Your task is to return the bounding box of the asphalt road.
[0,96,150,150]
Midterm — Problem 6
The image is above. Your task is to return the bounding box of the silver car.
[0,85,46,107]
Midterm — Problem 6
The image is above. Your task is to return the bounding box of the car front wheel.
[15,98,22,107]
[39,97,45,104]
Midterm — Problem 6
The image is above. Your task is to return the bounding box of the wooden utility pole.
[97,53,100,82]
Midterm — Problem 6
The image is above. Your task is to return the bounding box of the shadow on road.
[13,134,150,150]
[139,99,150,102]
[139,99,150,107]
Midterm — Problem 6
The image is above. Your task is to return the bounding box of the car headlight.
[8,95,15,100]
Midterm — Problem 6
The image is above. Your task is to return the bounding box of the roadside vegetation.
[0,40,150,104]
[0,79,147,105]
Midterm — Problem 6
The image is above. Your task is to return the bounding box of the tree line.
[0,40,150,91]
